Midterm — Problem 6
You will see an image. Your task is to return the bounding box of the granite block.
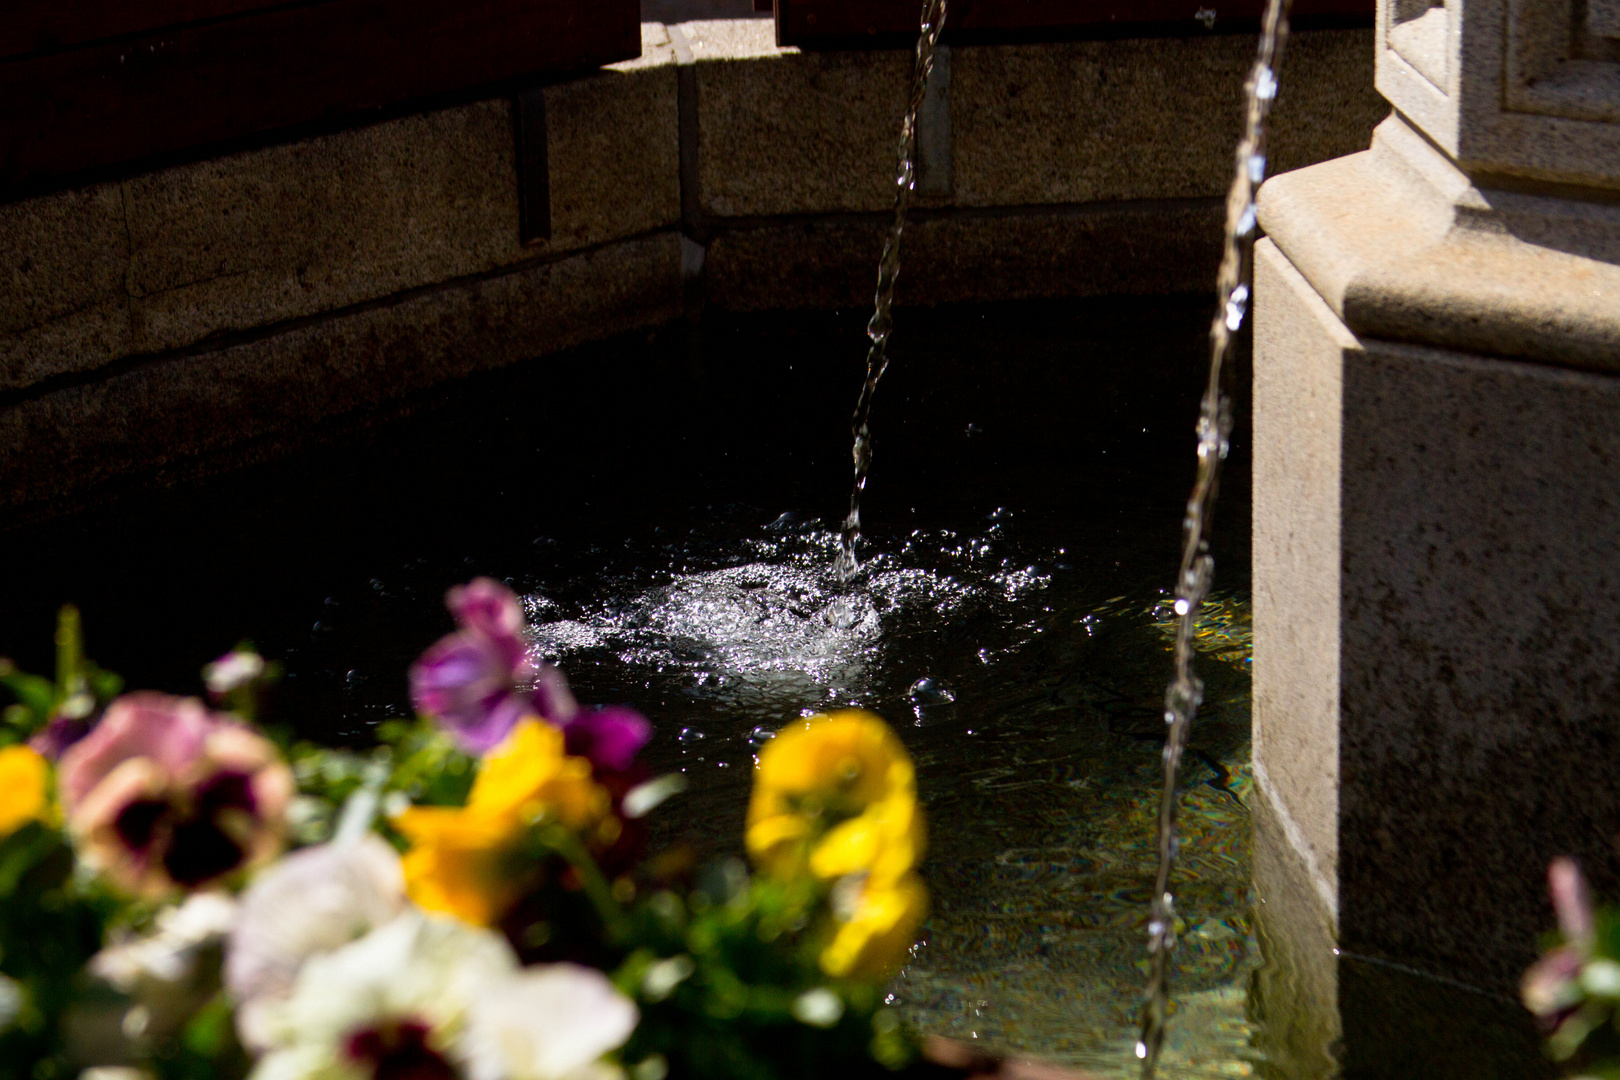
[0,183,132,391]
[0,233,682,510]
[949,30,1382,209]
[546,22,682,250]
[681,18,910,218]
[122,101,527,357]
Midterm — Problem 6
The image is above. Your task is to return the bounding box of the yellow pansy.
[746,711,925,882]
[465,718,607,830]
[0,744,52,839]
[820,870,929,979]
[395,719,608,926]
[395,805,526,927]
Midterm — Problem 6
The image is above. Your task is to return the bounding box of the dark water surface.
[2,298,1269,1075]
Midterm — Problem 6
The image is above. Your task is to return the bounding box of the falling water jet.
[1135,1,1294,1075]
[832,0,948,588]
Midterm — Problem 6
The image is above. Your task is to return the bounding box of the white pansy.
[204,650,266,695]
[249,911,516,1080]
[226,835,407,1050]
[464,964,638,1080]
[91,892,239,990]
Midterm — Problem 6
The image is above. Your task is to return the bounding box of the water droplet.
[678,727,706,744]
[908,677,956,704]
[1256,64,1278,101]
[748,725,776,746]
[1236,203,1257,238]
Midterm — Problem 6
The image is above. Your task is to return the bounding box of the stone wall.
[0,18,1383,518]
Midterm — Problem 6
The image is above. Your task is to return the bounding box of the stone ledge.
[1258,114,1620,371]
[0,233,682,513]
[680,20,1383,219]
[0,22,680,395]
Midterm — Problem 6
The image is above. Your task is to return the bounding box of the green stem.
[54,606,83,701]
[540,823,628,942]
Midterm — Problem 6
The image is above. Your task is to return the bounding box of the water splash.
[834,0,949,585]
[1136,2,1295,1075]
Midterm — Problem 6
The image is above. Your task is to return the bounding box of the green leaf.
[0,674,54,729]
[0,824,64,898]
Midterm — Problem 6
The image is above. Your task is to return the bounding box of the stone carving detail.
[1506,0,1620,124]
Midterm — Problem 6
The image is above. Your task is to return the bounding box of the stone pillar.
[1252,1,1620,1073]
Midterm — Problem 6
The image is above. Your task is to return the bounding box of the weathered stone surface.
[0,183,131,391]
[1338,332,1620,990]
[123,102,527,358]
[682,18,909,218]
[1252,238,1345,931]
[704,200,1225,310]
[547,22,682,251]
[0,233,682,510]
[1259,114,1620,370]
[950,29,1382,209]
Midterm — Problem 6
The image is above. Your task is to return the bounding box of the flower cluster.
[0,582,930,1080]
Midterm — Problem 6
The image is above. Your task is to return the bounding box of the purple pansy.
[563,706,652,774]
[410,579,539,754]
[30,713,92,760]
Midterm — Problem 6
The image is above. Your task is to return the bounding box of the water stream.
[833,0,949,590]
[1136,2,1295,1075]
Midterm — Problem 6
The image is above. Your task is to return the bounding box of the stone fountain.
[1253,0,1620,1074]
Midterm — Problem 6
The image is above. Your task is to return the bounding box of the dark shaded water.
[1,298,1274,1074]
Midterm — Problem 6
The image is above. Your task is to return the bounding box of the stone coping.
[1258,114,1620,372]
[0,18,1382,514]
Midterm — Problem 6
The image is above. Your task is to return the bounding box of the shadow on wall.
[641,0,762,20]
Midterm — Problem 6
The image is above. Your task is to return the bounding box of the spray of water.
[833,0,949,586]
[1136,2,1294,1074]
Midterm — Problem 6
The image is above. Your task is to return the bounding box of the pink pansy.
[58,692,293,898]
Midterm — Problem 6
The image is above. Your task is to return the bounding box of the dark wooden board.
[2,0,285,60]
[0,0,640,192]
[773,0,1374,47]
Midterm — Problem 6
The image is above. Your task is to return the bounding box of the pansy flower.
[248,911,637,1080]
[1522,856,1620,1060]
[0,744,52,840]
[746,711,928,977]
[394,720,609,927]
[57,692,294,898]
[412,579,544,755]
[226,835,409,1051]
